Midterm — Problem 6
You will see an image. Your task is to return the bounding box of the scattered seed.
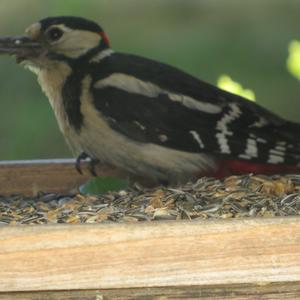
[0,174,299,225]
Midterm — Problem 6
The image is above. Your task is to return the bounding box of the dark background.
[0,0,299,160]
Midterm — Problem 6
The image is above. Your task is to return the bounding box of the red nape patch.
[213,160,300,179]
[99,31,110,46]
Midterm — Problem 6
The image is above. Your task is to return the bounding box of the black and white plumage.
[0,16,299,184]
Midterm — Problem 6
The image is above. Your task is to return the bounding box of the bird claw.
[88,158,99,177]
[75,152,99,177]
[75,152,89,175]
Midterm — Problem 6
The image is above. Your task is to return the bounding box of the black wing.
[90,52,300,165]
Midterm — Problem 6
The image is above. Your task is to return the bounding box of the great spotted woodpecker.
[0,16,299,184]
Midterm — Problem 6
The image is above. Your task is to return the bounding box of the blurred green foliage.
[217,75,256,101]
[287,40,300,80]
[0,0,299,160]
[80,177,129,195]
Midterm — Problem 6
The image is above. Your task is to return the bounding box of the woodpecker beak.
[0,36,42,63]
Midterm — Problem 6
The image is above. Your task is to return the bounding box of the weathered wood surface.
[0,159,123,196]
[0,217,300,292]
[1,282,300,300]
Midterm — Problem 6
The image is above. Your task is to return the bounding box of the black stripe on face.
[59,47,110,132]
[47,41,108,65]
[62,70,85,132]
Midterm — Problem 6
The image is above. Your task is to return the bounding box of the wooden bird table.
[0,159,299,299]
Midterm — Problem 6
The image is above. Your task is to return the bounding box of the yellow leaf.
[287,40,300,80]
[217,74,256,101]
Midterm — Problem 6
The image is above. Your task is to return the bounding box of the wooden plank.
[0,217,300,292]
[0,159,123,196]
[1,282,300,299]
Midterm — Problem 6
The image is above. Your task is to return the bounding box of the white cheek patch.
[51,27,101,58]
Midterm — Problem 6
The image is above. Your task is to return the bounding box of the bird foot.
[75,152,99,176]
[88,158,100,177]
[75,152,88,175]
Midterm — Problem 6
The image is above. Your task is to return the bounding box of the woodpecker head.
[0,16,110,71]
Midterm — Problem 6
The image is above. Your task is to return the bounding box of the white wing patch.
[49,26,102,59]
[250,117,268,128]
[216,103,241,154]
[189,130,205,149]
[168,93,221,113]
[133,121,146,130]
[239,134,258,159]
[267,141,286,164]
[94,73,221,114]
[159,134,168,142]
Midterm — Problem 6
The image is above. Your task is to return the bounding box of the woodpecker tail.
[214,118,300,178]
[276,121,300,164]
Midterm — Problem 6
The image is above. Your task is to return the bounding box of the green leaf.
[80,177,129,195]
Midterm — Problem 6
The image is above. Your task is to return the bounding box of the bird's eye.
[47,28,64,41]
